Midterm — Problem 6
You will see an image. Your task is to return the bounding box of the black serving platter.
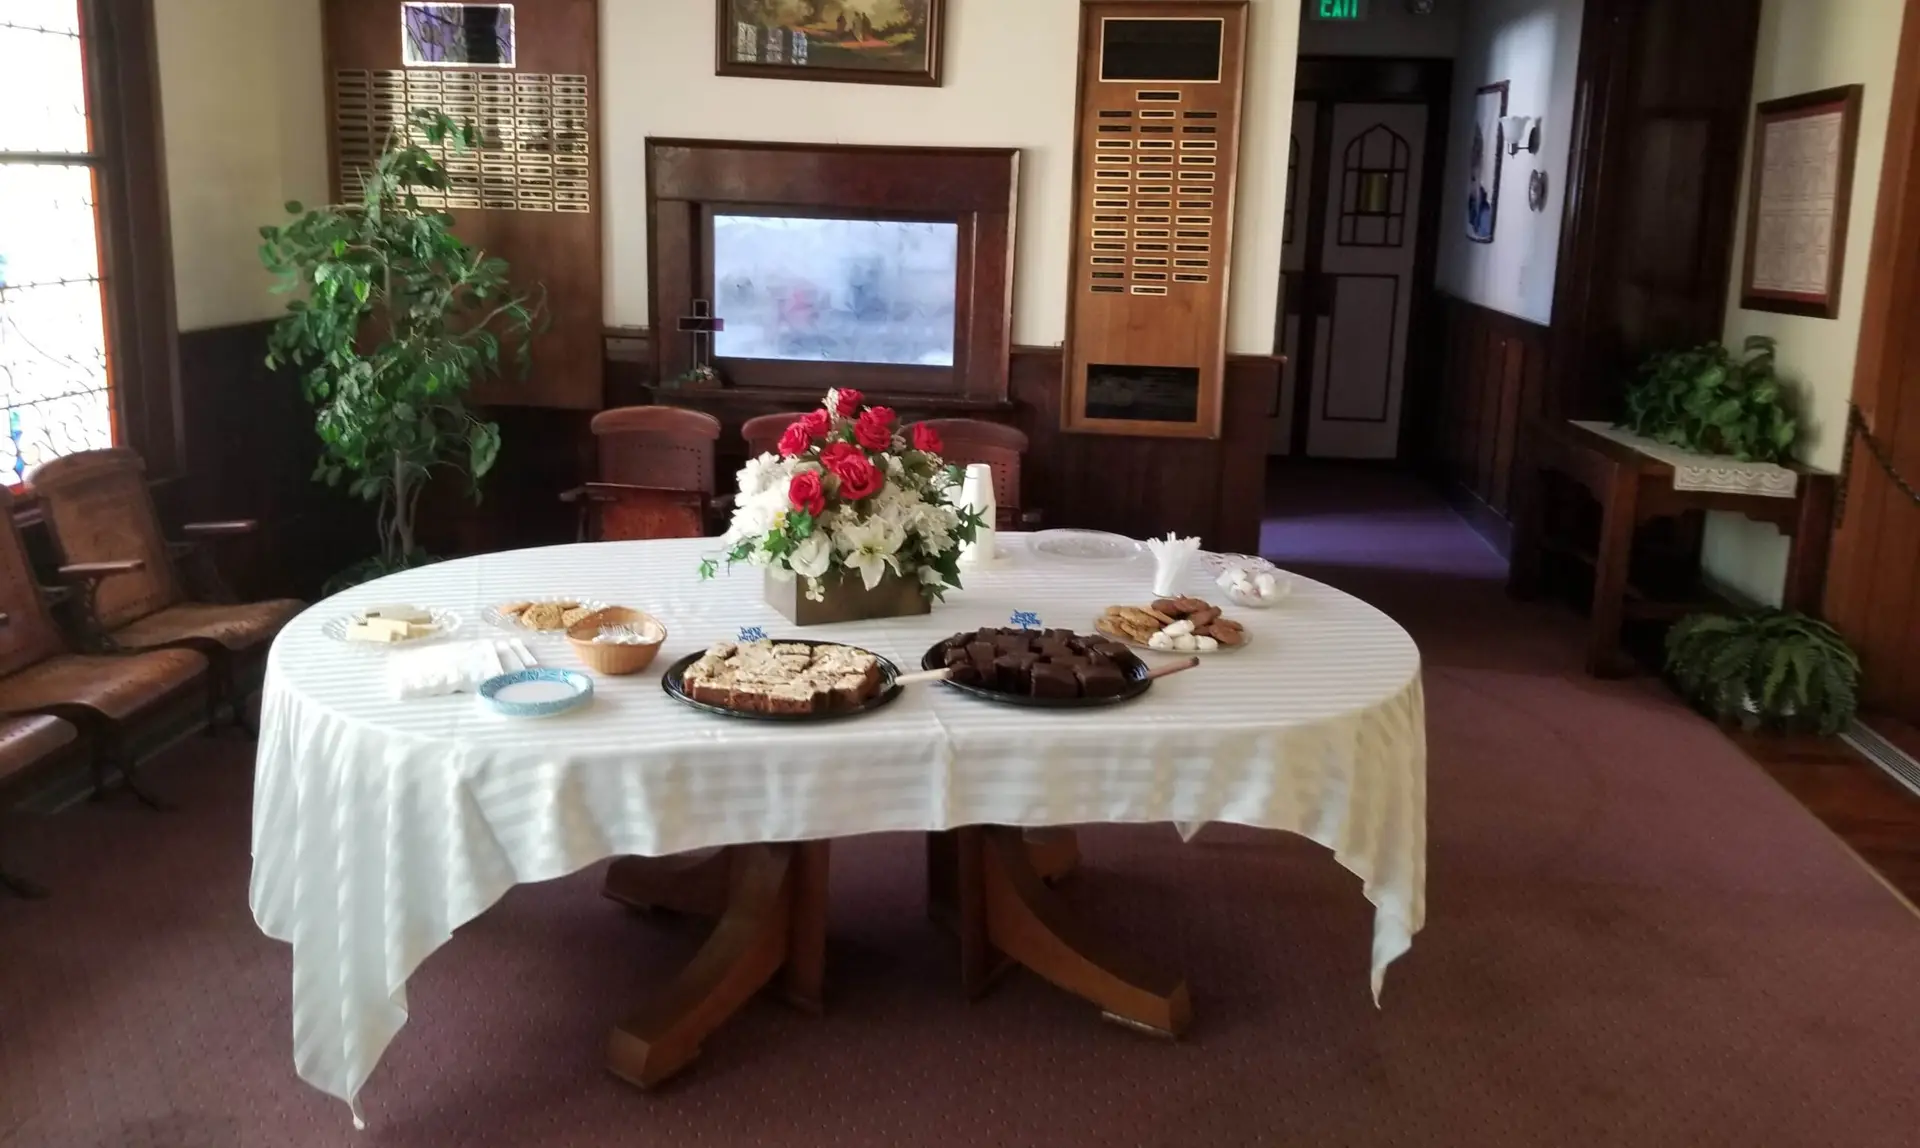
[660,639,904,722]
[920,635,1153,708]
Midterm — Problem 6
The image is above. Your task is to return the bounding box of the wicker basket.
[566,607,667,675]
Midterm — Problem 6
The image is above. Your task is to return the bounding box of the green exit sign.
[1310,0,1368,19]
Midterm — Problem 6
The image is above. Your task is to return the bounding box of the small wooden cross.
[677,299,725,373]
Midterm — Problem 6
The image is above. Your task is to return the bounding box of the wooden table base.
[602,841,829,1089]
[930,827,1191,1037]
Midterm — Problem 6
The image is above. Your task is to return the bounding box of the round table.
[249,535,1426,1123]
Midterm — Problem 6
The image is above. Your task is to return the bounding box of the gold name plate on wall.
[1061,1,1248,439]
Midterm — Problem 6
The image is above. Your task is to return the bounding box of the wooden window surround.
[3,0,179,512]
[645,138,1018,404]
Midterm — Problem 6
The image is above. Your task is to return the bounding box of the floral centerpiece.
[699,389,985,623]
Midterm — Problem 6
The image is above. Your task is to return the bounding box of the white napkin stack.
[1146,532,1201,596]
[958,462,998,567]
[387,640,539,700]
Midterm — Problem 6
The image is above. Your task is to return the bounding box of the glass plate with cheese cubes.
[322,605,463,647]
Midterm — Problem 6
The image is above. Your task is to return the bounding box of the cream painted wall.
[1432,0,1581,324]
[1700,0,1905,606]
[155,0,329,332]
[602,0,1303,354]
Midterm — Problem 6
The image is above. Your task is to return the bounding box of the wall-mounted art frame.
[1739,84,1863,319]
[715,0,945,87]
[1465,81,1506,244]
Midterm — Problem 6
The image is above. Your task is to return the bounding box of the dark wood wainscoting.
[175,321,374,599]
[185,324,1279,579]
[1425,294,1551,554]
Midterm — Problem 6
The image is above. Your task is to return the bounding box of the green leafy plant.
[1665,610,1860,735]
[1619,336,1798,463]
[259,110,546,583]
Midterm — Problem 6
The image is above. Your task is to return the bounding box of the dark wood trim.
[1547,0,1763,422]
[80,0,182,480]
[712,0,945,87]
[643,138,1018,404]
[1738,84,1864,319]
[1438,480,1513,558]
[1824,0,1920,724]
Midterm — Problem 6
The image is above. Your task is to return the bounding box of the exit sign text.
[1310,0,1368,19]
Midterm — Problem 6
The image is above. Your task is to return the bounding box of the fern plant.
[1619,336,1798,463]
[1664,610,1860,735]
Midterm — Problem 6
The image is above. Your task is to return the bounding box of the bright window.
[0,1,115,484]
[712,215,960,367]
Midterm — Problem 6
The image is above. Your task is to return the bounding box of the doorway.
[1270,59,1451,461]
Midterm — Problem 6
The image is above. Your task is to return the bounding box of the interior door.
[1270,100,1316,455]
[1305,103,1428,459]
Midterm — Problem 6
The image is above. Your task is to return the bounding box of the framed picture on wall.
[1739,84,1864,319]
[716,0,945,86]
[1465,81,1507,244]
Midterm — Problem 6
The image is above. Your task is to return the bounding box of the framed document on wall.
[1739,84,1863,319]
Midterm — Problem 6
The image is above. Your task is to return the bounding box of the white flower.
[833,515,905,590]
[735,452,782,499]
[789,531,832,579]
[917,563,947,586]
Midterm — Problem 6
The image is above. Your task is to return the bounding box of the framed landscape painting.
[717,0,945,86]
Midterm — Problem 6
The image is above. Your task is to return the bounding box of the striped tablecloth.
[249,535,1426,1123]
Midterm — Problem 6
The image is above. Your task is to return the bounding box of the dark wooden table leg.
[952,825,1191,1037]
[780,840,830,1014]
[1587,462,1640,678]
[605,840,829,1089]
[602,849,733,917]
[1024,828,1082,884]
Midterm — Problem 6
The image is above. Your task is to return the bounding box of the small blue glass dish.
[478,668,594,719]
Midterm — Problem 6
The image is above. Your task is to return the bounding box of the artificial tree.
[259,111,545,588]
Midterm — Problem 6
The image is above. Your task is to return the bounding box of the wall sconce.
[1499,115,1542,156]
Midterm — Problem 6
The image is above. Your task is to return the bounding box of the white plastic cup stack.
[1146,533,1201,596]
[958,463,997,567]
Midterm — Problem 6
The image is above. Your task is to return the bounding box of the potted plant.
[1618,335,1798,463]
[1664,610,1861,735]
[698,389,986,625]
[259,111,546,591]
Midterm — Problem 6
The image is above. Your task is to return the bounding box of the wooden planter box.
[765,567,931,626]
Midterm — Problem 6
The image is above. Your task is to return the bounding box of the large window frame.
[0,0,177,495]
[645,138,1017,407]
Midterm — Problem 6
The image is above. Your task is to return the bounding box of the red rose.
[833,389,864,417]
[853,408,894,451]
[798,409,832,440]
[788,470,825,517]
[911,423,943,455]
[777,423,812,457]
[819,440,864,473]
[833,453,885,501]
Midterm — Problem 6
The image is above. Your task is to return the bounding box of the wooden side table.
[1508,420,1836,677]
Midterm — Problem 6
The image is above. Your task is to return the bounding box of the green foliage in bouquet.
[1619,336,1798,463]
[259,110,547,584]
[698,389,986,602]
[1664,609,1860,735]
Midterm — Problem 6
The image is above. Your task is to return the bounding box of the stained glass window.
[0,1,115,484]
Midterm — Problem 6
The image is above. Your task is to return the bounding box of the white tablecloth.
[249,536,1426,1123]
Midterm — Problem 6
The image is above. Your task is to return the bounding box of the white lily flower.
[835,515,905,590]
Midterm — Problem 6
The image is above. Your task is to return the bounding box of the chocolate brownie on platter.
[932,627,1136,701]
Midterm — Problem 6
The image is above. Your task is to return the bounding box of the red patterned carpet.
[3,465,1918,1147]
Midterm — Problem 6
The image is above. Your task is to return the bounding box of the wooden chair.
[0,489,210,808]
[741,412,815,459]
[26,449,301,734]
[0,676,81,898]
[563,406,721,540]
[920,419,1041,531]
